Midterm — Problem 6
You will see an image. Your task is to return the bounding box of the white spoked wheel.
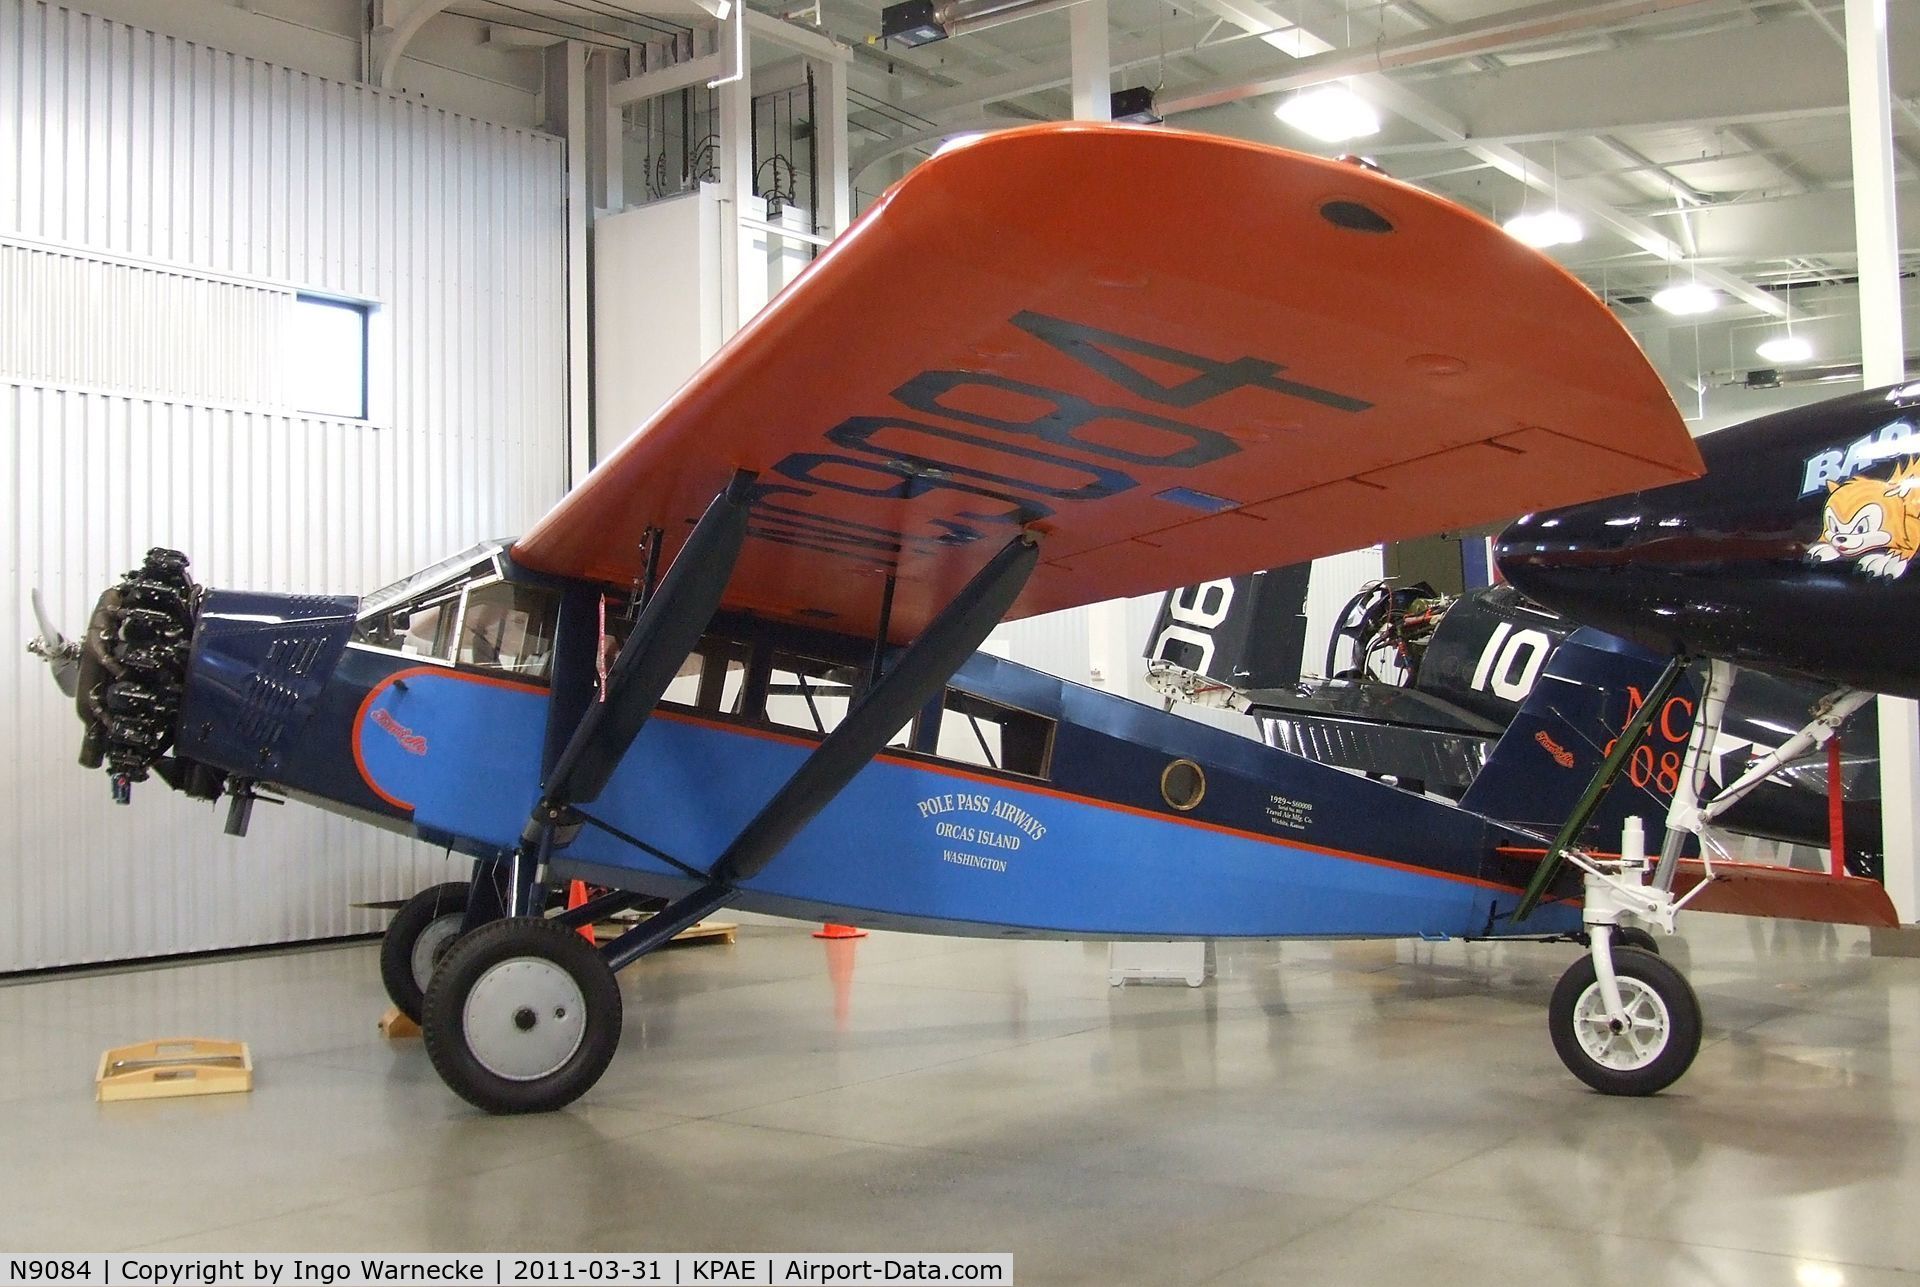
[1572,974,1669,1071]
[424,916,623,1114]
[1549,947,1702,1096]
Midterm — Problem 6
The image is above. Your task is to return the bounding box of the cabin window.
[457,581,558,680]
[1160,758,1207,811]
[765,653,862,735]
[657,638,751,713]
[661,654,705,707]
[932,690,1054,779]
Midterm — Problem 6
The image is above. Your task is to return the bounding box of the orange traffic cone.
[813,922,867,939]
[567,880,597,944]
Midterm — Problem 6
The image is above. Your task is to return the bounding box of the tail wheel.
[423,916,622,1115]
[378,882,471,1024]
[1549,947,1702,1096]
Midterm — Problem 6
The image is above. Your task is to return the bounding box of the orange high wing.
[513,124,1702,641]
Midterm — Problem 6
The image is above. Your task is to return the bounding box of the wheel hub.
[410,913,464,993]
[1573,977,1671,1072]
[463,957,588,1081]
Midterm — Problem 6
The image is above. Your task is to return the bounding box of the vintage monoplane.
[37,123,1826,1113]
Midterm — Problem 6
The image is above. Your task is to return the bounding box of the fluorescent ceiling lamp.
[1503,210,1583,248]
[1261,27,1330,56]
[1756,334,1812,364]
[1274,85,1381,144]
[1653,282,1718,316]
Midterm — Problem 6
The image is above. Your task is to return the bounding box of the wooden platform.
[96,1038,252,1103]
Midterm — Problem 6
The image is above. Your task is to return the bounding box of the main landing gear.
[379,881,471,1024]
[423,916,624,1115]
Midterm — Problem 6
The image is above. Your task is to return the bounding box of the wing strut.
[598,533,1039,971]
[535,470,757,827]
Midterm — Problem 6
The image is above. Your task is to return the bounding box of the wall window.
[291,294,369,418]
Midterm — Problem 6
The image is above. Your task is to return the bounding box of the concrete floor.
[2,917,1919,1284]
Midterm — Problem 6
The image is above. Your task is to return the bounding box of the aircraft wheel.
[379,881,471,1023]
[423,916,622,1115]
[1549,947,1701,1097]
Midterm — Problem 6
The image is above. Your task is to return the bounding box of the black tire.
[1611,926,1660,956]
[379,881,471,1024]
[1549,947,1702,1096]
[423,916,623,1115]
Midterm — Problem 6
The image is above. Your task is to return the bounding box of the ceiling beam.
[1157,0,1732,115]
[1366,78,1785,316]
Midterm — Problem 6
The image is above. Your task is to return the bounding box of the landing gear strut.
[1528,658,1871,1096]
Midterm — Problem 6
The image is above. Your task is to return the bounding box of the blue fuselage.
[174,584,1577,942]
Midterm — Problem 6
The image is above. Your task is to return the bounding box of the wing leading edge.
[513,123,1702,641]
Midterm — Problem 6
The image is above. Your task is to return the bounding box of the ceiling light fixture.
[1653,281,1718,316]
[1274,84,1381,144]
[1756,334,1813,364]
[1503,209,1583,248]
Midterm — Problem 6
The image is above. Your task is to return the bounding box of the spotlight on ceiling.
[1274,84,1381,144]
[1653,282,1719,316]
[1502,209,1583,249]
[1109,86,1163,125]
[1756,334,1813,364]
[880,0,947,46]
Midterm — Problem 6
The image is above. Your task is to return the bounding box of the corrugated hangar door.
[0,0,569,971]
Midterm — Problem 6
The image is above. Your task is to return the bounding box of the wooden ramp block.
[96,1038,252,1103]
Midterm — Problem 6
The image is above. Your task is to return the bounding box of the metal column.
[1069,0,1111,122]
[1848,0,1918,923]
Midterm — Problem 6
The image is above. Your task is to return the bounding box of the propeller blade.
[27,588,80,697]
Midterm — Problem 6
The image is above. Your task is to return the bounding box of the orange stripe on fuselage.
[350,665,549,812]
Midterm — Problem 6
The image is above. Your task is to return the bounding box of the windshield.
[357,540,510,620]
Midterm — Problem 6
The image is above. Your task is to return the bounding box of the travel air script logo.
[916,791,1047,875]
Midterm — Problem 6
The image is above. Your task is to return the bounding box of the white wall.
[0,0,568,971]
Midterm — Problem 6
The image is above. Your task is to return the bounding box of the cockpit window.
[355,592,457,659]
[400,597,456,659]
[353,563,559,683]
[458,581,558,679]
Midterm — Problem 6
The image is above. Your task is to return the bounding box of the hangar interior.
[4,0,1920,1279]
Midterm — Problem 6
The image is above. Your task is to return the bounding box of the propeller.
[26,588,80,697]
